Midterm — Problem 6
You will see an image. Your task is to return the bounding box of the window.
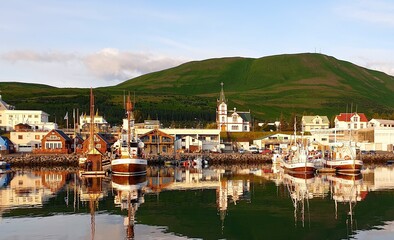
[354,123,357,129]
[18,135,23,140]
[232,115,237,123]
[96,144,101,149]
[322,138,327,141]
[35,135,41,140]
[221,116,225,122]
[28,115,32,118]
[244,126,247,131]
[231,125,239,130]
[34,115,39,118]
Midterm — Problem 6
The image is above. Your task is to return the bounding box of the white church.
[216,83,251,132]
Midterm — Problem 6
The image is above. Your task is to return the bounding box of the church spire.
[219,82,226,103]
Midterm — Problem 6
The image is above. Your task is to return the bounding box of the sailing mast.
[89,88,95,152]
[126,94,133,155]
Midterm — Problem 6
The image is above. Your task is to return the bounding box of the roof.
[238,112,252,122]
[335,113,368,122]
[302,115,329,123]
[0,95,15,110]
[54,129,72,141]
[370,119,394,125]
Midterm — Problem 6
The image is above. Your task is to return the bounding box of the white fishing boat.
[280,119,315,174]
[111,94,147,176]
[322,141,363,173]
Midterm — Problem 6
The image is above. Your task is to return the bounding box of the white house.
[80,112,109,131]
[10,130,49,152]
[334,112,368,130]
[216,83,251,132]
[301,115,330,132]
[0,95,57,131]
[363,119,394,151]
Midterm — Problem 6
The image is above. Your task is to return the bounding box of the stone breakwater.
[2,152,394,167]
[3,154,80,167]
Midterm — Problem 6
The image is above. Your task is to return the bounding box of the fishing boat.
[280,119,315,174]
[322,141,363,173]
[111,94,147,176]
[112,174,147,239]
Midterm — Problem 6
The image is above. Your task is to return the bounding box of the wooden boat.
[322,142,363,173]
[80,88,106,176]
[111,94,147,176]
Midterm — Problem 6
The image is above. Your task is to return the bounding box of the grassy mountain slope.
[1,53,394,127]
[114,53,394,119]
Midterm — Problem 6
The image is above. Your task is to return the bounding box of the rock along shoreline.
[1,152,394,168]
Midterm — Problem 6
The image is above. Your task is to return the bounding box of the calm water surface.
[1,164,394,240]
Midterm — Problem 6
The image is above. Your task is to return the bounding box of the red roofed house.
[334,113,368,130]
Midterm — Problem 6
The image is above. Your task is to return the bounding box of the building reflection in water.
[2,165,394,238]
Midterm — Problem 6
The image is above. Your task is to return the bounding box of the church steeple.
[219,82,226,103]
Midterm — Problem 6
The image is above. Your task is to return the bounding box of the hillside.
[1,53,394,127]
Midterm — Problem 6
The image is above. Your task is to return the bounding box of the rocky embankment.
[1,152,394,167]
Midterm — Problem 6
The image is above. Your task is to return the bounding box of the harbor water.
[1,164,394,239]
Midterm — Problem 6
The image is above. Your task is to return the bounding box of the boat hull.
[323,159,363,173]
[111,158,147,175]
[281,161,315,174]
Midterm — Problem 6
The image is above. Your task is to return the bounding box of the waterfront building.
[79,112,110,132]
[139,129,175,155]
[34,129,73,154]
[10,128,48,153]
[80,133,114,155]
[301,115,330,132]
[0,136,15,154]
[136,128,221,153]
[334,112,368,130]
[0,95,57,131]
[216,83,251,132]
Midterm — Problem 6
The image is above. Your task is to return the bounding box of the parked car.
[249,146,259,154]
[369,150,376,155]
[261,149,272,155]
[239,148,245,154]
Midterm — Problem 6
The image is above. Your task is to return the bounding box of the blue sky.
[1,0,393,88]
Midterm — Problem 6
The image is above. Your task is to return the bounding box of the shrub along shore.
[1,152,393,168]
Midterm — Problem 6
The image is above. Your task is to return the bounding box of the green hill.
[1,53,394,128]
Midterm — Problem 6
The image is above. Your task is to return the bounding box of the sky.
[1,0,394,88]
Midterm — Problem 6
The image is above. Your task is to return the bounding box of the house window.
[221,116,225,122]
[244,126,248,131]
[35,135,40,140]
[28,115,32,118]
[96,144,101,149]
[232,115,237,123]
[231,125,239,130]
[18,135,23,140]
[0,120,2,124]
[34,115,39,118]
[354,123,357,129]
[322,138,327,141]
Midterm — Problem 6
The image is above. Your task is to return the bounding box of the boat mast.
[126,94,133,154]
[89,88,95,152]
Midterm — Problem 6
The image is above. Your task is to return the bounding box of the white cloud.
[0,49,188,86]
[335,0,394,27]
[83,48,187,81]
[2,50,77,63]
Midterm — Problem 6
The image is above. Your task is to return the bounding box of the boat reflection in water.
[79,176,104,240]
[283,172,315,227]
[328,173,366,237]
[111,174,147,239]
